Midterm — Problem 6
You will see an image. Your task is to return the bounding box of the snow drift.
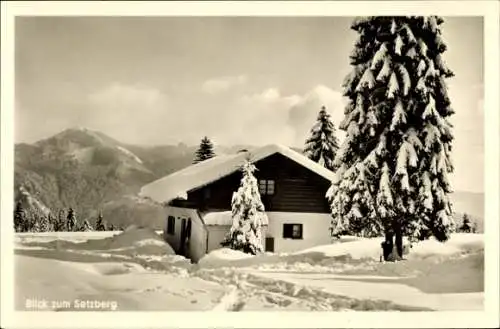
[19,225,176,257]
[197,233,483,271]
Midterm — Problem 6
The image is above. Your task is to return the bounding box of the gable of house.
[140,144,336,211]
[187,153,332,213]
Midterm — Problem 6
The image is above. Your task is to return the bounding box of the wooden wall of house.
[187,153,331,213]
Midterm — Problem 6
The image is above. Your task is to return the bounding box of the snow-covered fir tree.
[459,213,473,233]
[80,220,93,232]
[39,215,51,232]
[95,212,106,231]
[29,212,41,233]
[327,16,456,259]
[193,136,216,164]
[47,214,57,232]
[14,201,26,232]
[221,159,268,255]
[66,208,77,232]
[55,209,66,232]
[304,106,340,171]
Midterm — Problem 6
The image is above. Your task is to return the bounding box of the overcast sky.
[15,16,483,192]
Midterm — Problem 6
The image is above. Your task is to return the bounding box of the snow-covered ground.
[14,230,483,312]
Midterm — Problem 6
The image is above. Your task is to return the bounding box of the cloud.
[204,85,346,148]
[287,85,347,146]
[201,75,248,94]
[241,88,300,107]
[447,83,484,193]
[86,83,170,144]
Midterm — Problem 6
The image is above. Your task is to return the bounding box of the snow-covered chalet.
[140,144,335,262]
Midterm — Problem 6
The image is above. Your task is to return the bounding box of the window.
[259,179,275,195]
[167,216,175,235]
[283,223,303,239]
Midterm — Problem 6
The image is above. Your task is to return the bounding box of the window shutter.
[283,224,292,238]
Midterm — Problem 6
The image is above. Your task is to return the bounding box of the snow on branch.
[423,16,439,33]
[416,78,427,94]
[391,19,397,34]
[347,121,360,137]
[355,68,376,92]
[418,39,428,57]
[376,57,392,81]
[417,59,427,77]
[404,24,417,44]
[424,124,441,152]
[406,47,417,59]
[405,128,424,150]
[371,43,388,70]
[422,95,437,119]
[394,34,404,56]
[396,144,409,176]
[366,109,378,126]
[376,162,394,214]
[375,134,387,156]
[425,60,438,78]
[390,99,406,131]
[421,172,434,210]
[397,65,411,96]
[387,71,399,99]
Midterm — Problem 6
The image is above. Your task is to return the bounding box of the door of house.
[179,218,191,256]
[265,237,275,253]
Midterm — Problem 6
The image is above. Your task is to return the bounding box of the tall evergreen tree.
[221,160,268,255]
[304,106,339,171]
[14,201,26,232]
[193,136,216,164]
[327,16,455,260]
[66,208,77,232]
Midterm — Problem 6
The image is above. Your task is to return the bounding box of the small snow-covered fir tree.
[221,159,268,255]
[47,214,56,232]
[193,136,216,164]
[66,208,77,232]
[304,106,340,171]
[459,213,472,233]
[327,16,456,260]
[53,209,65,232]
[39,215,51,232]
[80,220,93,232]
[95,212,107,231]
[14,201,26,232]
[28,211,41,233]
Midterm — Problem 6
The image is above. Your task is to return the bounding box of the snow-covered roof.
[140,143,336,204]
[203,211,269,226]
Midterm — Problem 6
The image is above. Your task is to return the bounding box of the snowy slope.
[14,231,484,312]
[117,146,143,164]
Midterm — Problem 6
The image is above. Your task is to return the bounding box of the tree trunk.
[382,231,394,261]
[394,223,403,259]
